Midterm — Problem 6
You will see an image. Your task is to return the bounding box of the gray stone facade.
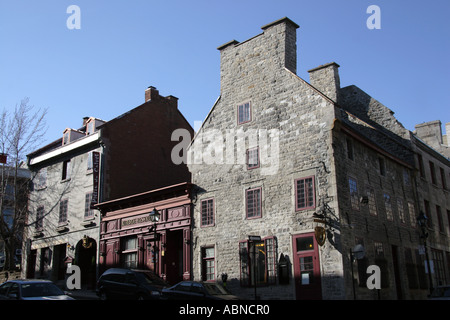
[189,18,343,299]
[188,17,449,300]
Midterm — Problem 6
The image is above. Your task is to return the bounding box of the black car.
[162,281,239,300]
[96,268,168,300]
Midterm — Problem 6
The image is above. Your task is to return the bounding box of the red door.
[293,233,322,300]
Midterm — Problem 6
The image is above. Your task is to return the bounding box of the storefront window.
[201,247,215,281]
[239,237,277,287]
[122,237,137,268]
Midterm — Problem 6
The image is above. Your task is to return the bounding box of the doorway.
[75,237,97,289]
[391,245,403,299]
[164,230,183,285]
[293,233,322,300]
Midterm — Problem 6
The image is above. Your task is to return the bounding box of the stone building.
[23,87,193,288]
[411,122,450,291]
[187,17,449,299]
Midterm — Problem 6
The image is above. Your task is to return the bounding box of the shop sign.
[121,214,152,229]
[91,151,100,206]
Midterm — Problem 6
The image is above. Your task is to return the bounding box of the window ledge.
[81,220,96,227]
[56,225,69,233]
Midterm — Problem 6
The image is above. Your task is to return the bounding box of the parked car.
[96,268,168,300]
[0,279,74,300]
[162,281,239,300]
[429,285,450,300]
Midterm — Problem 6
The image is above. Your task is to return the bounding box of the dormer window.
[85,117,105,135]
[86,119,95,135]
[62,128,84,146]
[63,130,70,145]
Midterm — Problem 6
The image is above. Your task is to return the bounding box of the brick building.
[23,87,193,288]
[187,17,449,299]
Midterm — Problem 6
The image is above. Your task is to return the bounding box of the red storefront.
[95,182,193,285]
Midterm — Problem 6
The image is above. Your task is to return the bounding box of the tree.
[0,98,47,271]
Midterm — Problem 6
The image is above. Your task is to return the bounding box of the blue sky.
[1,0,449,148]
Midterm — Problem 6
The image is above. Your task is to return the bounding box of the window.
[373,241,390,288]
[35,168,47,189]
[346,138,354,160]
[429,161,437,185]
[384,194,393,221]
[417,154,425,178]
[440,167,447,190]
[85,193,94,219]
[62,159,71,180]
[239,237,277,287]
[87,152,93,171]
[348,177,359,211]
[436,205,444,233]
[403,168,410,186]
[295,176,315,211]
[86,120,95,135]
[448,210,450,234]
[408,202,417,228]
[246,188,262,219]
[201,247,215,281]
[379,157,386,176]
[237,102,251,124]
[431,249,447,286]
[201,198,214,227]
[2,208,13,229]
[424,200,432,227]
[397,198,406,224]
[367,187,377,216]
[247,147,259,169]
[59,199,68,225]
[122,237,137,269]
[63,131,70,145]
[36,206,44,231]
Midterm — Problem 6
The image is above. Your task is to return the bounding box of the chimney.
[308,62,341,103]
[165,95,179,108]
[445,122,450,147]
[216,17,299,94]
[145,86,159,102]
[415,120,443,150]
[261,17,299,74]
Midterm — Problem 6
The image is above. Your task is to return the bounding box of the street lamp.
[417,211,433,296]
[149,208,160,274]
[149,208,160,223]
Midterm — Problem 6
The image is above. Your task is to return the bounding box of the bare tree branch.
[0,98,48,270]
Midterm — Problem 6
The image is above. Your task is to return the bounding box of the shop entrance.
[293,233,322,300]
[164,230,183,285]
[75,237,97,289]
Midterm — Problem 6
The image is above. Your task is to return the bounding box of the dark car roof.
[101,268,133,275]
[1,279,53,284]
[100,268,157,276]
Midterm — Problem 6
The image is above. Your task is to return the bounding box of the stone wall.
[188,18,345,300]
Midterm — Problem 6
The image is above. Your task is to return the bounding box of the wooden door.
[293,233,322,300]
